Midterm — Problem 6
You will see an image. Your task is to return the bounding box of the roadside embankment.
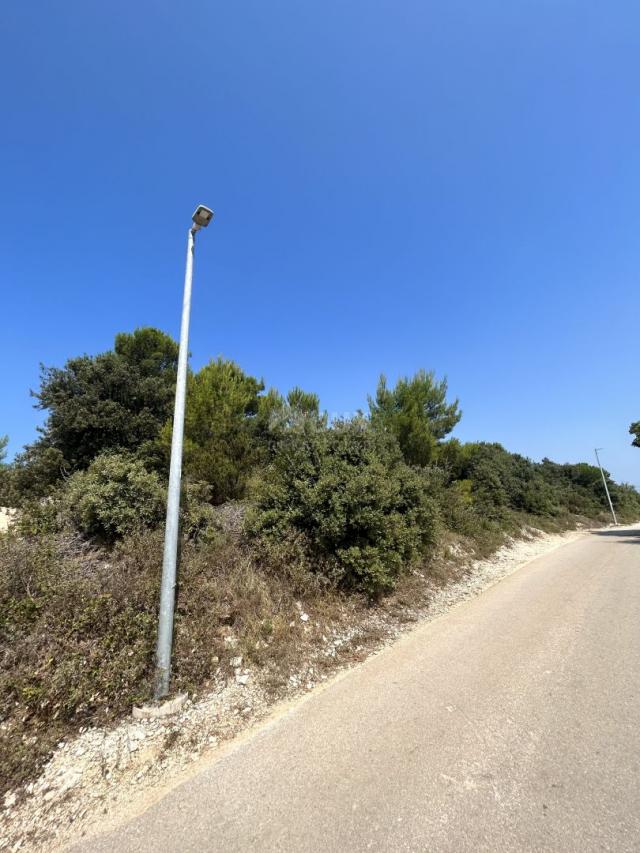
[0,523,588,853]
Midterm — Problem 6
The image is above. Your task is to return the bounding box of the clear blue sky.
[1,1,639,486]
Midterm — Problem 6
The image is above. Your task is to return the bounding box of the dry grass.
[0,528,351,796]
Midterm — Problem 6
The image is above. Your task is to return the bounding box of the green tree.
[168,358,264,503]
[254,386,324,456]
[631,422,640,448]
[369,370,461,467]
[0,446,68,506]
[113,327,179,376]
[28,328,178,476]
[0,436,7,466]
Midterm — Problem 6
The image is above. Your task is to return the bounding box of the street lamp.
[594,448,618,526]
[154,205,214,699]
[192,204,214,228]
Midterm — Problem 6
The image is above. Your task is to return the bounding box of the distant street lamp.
[594,448,618,526]
[155,205,214,699]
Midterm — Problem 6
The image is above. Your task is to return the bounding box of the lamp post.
[594,447,618,527]
[155,205,214,699]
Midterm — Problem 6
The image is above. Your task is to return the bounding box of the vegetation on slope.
[1,327,639,795]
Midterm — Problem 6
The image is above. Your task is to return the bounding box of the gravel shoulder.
[0,525,588,852]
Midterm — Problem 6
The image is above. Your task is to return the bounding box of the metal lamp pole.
[594,447,618,526]
[155,205,214,699]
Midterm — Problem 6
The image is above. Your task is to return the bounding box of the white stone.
[55,769,82,794]
[0,507,17,533]
[132,693,188,720]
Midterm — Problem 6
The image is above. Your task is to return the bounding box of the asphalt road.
[75,526,640,853]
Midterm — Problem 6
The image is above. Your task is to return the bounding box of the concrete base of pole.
[133,693,188,720]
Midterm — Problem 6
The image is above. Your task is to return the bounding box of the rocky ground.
[0,525,586,853]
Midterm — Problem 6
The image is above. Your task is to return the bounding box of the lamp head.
[192,205,214,228]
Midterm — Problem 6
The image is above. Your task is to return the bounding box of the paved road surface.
[75,526,640,852]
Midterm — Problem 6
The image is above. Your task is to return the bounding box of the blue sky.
[1,0,639,486]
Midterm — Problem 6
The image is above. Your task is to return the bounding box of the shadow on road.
[590,527,640,545]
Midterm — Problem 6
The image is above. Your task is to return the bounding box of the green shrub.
[610,482,640,522]
[248,417,440,596]
[62,452,165,541]
[0,446,69,507]
[16,496,62,537]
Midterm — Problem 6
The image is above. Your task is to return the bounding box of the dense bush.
[456,443,555,519]
[62,452,166,541]
[611,482,640,519]
[429,442,640,523]
[248,418,440,596]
